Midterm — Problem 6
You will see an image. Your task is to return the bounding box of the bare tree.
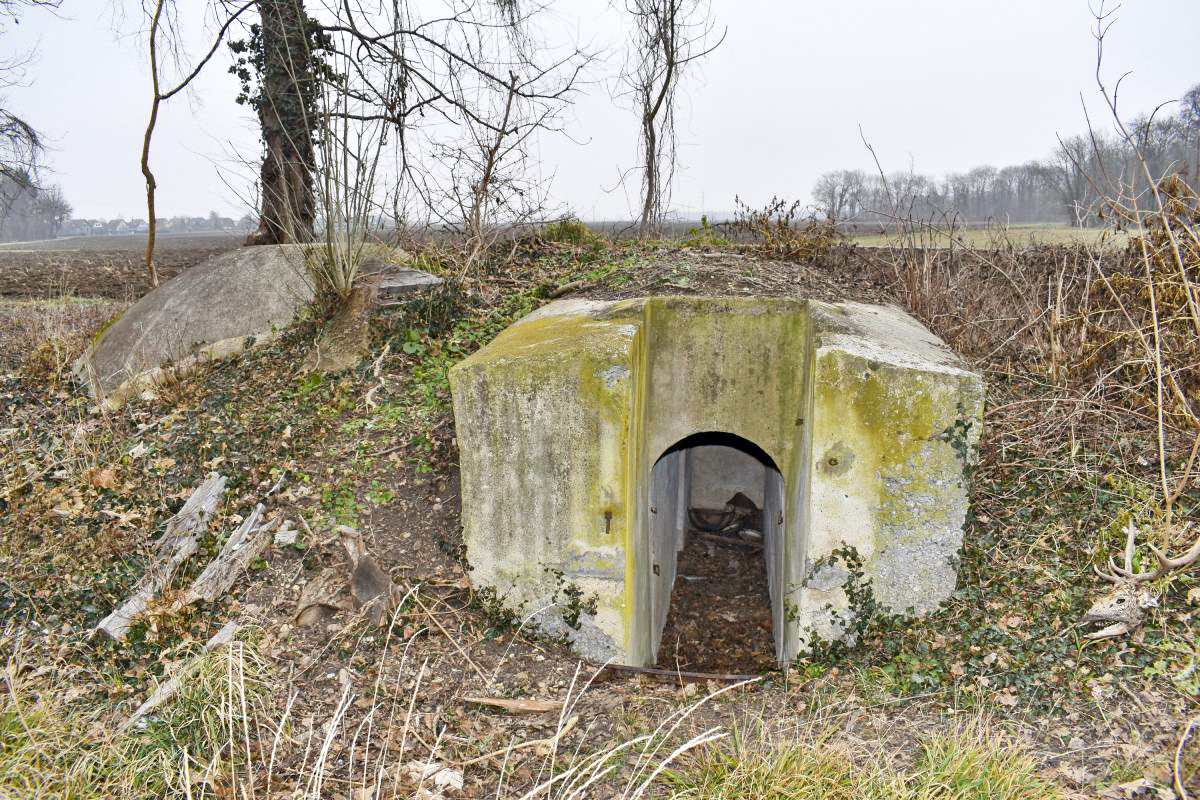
[464,72,522,261]
[140,0,254,286]
[1185,83,1200,186]
[224,1,589,255]
[432,51,588,271]
[32,181,68,236]
[0,176,69,241]
[233,0,328,245]
[622,0,723,234]
[1047,135,1095,226]
[0,0,61,189]
[812,170,864,224]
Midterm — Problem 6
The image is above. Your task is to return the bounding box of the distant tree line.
[0,175,71,242]
[0,1,69,242]
[813,83,1200,227]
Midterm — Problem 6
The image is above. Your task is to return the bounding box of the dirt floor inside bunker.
[656,529,777,675]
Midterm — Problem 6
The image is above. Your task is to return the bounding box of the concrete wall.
[450,300,644,660]
[687,445,765,508]
[648,449,686,657]
[799,302,984,642]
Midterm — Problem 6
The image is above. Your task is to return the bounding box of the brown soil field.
[0,233,243,299]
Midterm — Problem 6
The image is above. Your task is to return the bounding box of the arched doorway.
[648,432,784,672]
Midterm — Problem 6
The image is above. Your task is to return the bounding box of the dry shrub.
[862,244,1080,367]
[731,196,839,262]
[862,167,1199,530]
[1086,175,1199,433]
[22,334,75,389]
[2,297,122,388]
[863,179,1195,425]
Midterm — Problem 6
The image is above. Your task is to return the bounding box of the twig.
[451,715,579,768]
[1115,680,1148,714]
[412,592,487,683]
[548,279,584,299]
[364,341,391,410]
[1177,717,1198,800]
[698,532,761,550]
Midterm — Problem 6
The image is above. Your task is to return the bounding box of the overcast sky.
[5,0,1199,220]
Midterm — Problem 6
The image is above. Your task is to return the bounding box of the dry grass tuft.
[0,295,121,384]
[666,716,1064,800]
[0,626,269,800]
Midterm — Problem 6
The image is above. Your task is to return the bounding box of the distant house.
[62,219,91,237]
[91,221,107,235]
[109,220,129,235]
[129,218,149,234]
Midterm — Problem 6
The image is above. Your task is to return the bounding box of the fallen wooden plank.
[120,621,240,732]
[95,474,226,641]
[174,503,273,607]
[461,696,564,714]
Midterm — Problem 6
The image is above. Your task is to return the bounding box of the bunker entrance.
[648,432,784,673]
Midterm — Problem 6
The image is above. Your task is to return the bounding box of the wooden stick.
[453,714,579,767]
[548,279,585,299]
[175,503,273,607]
[120,621,240,732]
[1177,717,1198,800]
[460,696,563,714]
[95,474,226,640]
[412,592,487,683]
[698,532,761,550]
[598,663,762,684]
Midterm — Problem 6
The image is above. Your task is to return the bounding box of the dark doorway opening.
[649,432,783,673]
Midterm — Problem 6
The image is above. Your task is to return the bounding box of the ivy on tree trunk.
[234,0,325,245]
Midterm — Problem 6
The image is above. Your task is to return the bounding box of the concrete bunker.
[449,295,984,667]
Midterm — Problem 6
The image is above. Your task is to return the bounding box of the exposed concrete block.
[449,295,983,666]
[450,299,643,661]
[74,245,442,408]
[800,301,984,644]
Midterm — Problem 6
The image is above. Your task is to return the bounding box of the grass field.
[848,223,1127,249]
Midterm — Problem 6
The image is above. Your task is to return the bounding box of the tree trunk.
[141,0,165,288]
[639,110,658,233]
[246,0,316,245]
